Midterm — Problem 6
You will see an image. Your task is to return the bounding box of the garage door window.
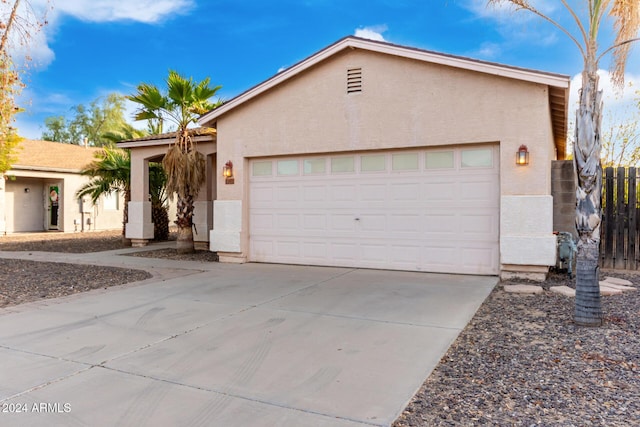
[361,154,386,172]
[331,156,355,173]
[461,148,493,168]
[392,153,419,171]
[252,161,273,176]
[304,158,326,174]
[277,159,299,175]
[425,151,454,169]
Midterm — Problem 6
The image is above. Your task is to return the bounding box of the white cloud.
[2,0,195,69]
[354,25,388,42]
[49,0,194,24]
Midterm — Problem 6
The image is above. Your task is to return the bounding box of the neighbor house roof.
[10,140,101,173]
[198,36,571,159]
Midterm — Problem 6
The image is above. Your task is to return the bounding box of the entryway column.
[193,153,214,251]
[126,155,154,246]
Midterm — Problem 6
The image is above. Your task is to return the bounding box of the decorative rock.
[550,286,575,297]
[503,284,544,294]
[600,281,636,291]
[602,277,633,286]
[599,285,623,296]
[600,280,636,291]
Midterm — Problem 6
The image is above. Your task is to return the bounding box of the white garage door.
[249,145,499,275]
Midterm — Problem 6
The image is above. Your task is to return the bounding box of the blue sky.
[6,0,640,139]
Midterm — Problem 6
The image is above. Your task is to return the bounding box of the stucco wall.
[210,48,559,270]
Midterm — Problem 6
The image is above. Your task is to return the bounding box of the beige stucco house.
[122,37,570,279]
[0,140,125,234]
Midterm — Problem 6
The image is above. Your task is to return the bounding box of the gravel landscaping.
[1,231,638,425]
[394,271,639,427]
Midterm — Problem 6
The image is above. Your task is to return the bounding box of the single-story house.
[121,36,570,280]
[0,140,125,234]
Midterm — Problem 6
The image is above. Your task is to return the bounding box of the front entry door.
[48,185,59,230]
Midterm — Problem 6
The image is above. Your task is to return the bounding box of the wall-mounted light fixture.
[516,145,529,166]
[223,161,234,184]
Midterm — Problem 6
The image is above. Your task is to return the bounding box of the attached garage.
[196,36,570,280]
[249,145,499,275]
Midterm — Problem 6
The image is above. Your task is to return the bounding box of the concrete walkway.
[0,247,497,426]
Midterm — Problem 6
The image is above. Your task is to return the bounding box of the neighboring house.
[122,36,571,280]
[0,140,125,234]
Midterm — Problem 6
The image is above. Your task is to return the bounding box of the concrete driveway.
[0,254,496,426]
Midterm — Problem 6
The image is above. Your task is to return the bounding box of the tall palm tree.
[76,147,169,244]
[128,70,222,254]
[488,0,640,326]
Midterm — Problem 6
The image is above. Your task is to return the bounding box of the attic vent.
[347,68,362,94]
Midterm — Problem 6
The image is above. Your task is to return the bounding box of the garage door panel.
[302,241,329,259]
[390,182,420,201]
[359,183,388,201]
[303,214,326,230]
[422,181,458,201]
[361,244,387,263]
[389,245,421,265]
[250,146,499,275]
[386,215,421,236]
[331,185,357,201]
[302,186,328,202]
[331,242,359,261]
[329,214,358,232]
[250,185,275,205]
[276,240,301,257]
[276,185,300,202]
[251,213,274,232]
[422,213,457,234]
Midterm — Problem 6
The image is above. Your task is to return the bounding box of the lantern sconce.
[516,145,529,166]
[223,161,234,184]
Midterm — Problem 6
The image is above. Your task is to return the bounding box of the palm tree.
[128,70,222,254]
[488,0,640,326]
[76,147,131,245]
[76,147,170,244]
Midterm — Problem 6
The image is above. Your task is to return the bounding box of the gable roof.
[198,36,570,158]
[10,140,102,173]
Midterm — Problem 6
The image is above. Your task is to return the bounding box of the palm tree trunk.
[573,65,603,326]
[122,189,132,246]
[175,193,195,254]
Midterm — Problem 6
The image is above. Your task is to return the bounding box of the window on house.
[252,161,273,176]
[425,151,454,169]
[304,158,326,174]
[392,153,419,171]
[331,156,355,173]
[461,148,493,168]
[361,154,386,172]
[277,159,299,175]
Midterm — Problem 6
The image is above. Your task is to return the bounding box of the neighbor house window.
[461,148,493,168]
[331,156,355,173]
[252,161,272,176]
[360,154,386,172]
[392,153,419,171]
[304,158,326,174]
[103,191,118,211]
[425,151,454,169]
[277,159,299,176]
